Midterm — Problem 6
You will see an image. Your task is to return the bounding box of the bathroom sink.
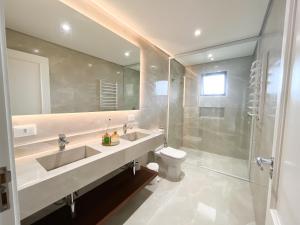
[121,132,149,141]
[36,146,100,171]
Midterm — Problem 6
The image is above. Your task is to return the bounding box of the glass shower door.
[179,56,253,180]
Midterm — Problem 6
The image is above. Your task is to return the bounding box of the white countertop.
[15,128,162,191]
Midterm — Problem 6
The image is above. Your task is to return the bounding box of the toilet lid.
[160,147,186,159]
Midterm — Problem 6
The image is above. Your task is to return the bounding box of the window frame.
[200,71,227,96]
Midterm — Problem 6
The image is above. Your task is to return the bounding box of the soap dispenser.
[111,131,120,146]
[102,118,111,146]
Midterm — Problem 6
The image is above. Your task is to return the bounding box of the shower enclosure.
[168,53,255,180]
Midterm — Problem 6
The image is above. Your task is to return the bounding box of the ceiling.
[94,0,269,56]
[5,0,140,66]
[176,40,257,66]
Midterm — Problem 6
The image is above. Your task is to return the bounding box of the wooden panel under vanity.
[28,167,157,225]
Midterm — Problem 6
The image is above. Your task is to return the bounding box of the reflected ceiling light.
[116,71,121,74]
[194,29,202,37]
[60,22,72,33]
[208,53,213,58]
[88,63,93,67]
[33,49,40,53]
[210,57,214,61]
[151,65,157,69]
[124,51,130,57]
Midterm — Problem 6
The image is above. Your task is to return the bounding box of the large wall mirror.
[5,0,140,115]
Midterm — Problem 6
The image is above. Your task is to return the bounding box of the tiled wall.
[167,59,184,148]
[250,0,286,224]
[12,0,170,147]
[123,67,140,110]
[183,56,252,159]
[7,29,140,114]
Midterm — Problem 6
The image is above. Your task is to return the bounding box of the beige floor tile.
[105,149,255,225]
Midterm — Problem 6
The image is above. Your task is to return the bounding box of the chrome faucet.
[123,123,128,134]
[58,134,69,151]
[123,123,133,135]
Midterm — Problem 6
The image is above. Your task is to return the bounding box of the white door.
[7,49,51,115]
[0,1,20,224]
[264,0,300,224]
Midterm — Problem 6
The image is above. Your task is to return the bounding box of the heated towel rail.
[100,80,118,111]
[247,60,262,120]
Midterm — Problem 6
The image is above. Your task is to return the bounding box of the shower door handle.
[256,157,274,178]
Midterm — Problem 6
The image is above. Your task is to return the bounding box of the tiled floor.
[181,147,249,179]
[105,148,256,225]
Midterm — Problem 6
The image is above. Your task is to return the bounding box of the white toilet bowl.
[155,146,186,180]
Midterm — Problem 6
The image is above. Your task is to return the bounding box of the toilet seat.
[160,147,186,159]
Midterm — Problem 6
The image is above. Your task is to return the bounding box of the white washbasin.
[121,132,149,141]
[36,146,100,171]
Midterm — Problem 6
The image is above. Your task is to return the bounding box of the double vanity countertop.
[15,128,162,190]
[14,128,164,219]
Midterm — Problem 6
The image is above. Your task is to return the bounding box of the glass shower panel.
[182,56,253,179]
[167,59,185,148]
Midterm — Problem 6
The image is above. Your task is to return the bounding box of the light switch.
[13,124,37,138]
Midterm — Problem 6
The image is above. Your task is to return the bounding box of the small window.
[201,72,226,96]
[155,80,168,96]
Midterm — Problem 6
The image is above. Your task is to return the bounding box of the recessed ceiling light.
[33,49,40,53]
[88,63,93,67]
[208,53,213,58]
[60,22,71,33]
[210,57,214,61]
[124,51,130,57]
[194,29,202,37]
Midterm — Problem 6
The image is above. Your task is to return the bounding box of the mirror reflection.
[5,0,140,115]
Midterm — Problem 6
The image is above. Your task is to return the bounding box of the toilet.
[155,146,186,180]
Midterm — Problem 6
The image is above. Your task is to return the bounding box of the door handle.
[256,157,274,178]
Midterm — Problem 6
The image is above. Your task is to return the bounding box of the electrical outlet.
[13,124,37,138]
[128,114,135,122]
